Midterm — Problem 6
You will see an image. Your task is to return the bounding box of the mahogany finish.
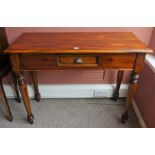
[100,54,136,69]
[5,32,152,124]
[19,54,57,70]
[18,53,136,70]
[5,32,152,54]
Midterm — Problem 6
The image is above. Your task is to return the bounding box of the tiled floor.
[0,98,140,128]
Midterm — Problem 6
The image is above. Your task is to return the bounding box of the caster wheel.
[27,114,34,124]
[7,115,13,122]
[35,93,41,102]
[121,113,129,124]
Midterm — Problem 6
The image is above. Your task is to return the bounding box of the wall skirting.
[132,100,147,128]
[4,84,128,98]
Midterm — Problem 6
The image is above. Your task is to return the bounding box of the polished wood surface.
[19,54,57,70]
[100,53,136,69]
[15,53,137,71]
[5,32,152,54]
[6,32,152,124]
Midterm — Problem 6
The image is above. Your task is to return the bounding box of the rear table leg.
[112,70,124,101]
[31,71,41,102]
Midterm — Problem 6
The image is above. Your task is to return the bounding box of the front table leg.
[17,72,34,124]
[121,71,139,123]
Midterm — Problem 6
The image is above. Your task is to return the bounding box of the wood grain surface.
[5,32,152,54]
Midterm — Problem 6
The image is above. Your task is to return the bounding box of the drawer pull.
[74,57,83,64]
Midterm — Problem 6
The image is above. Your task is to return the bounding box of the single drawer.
[58,55,98,67]
[19,54,57,70]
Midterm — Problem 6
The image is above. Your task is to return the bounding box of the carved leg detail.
[112,70,124,101]
[0,81,13,121]
[17,72,34,124]
[10,71,21,103]
[121,71,139,123]
[31,72,41,102]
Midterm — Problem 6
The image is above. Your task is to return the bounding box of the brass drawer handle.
[74,57,83,64]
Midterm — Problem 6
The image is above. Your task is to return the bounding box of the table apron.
[16,53,137,71]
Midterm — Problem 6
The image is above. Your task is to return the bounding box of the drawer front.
[101,53,136,69]
[19,53,136,70]
[58,55,98,67]
[19,54,57,70]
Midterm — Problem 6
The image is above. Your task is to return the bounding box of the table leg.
[30,71,41,102]
[0,80,13,121]
[17,72,34,124]
[112,70,124,101]
[121,71,139,123]
[10,71,21,103]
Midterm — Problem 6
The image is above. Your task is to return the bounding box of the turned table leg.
[121,71,139,123]
[112,70,124,101]
[0,80,13,121]
[30,71,41,102]
[17,72,34,124]
[10,71,21,103]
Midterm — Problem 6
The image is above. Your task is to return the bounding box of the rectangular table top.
[5,32,152,54]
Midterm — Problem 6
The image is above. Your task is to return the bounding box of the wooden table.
[4,32,152,124]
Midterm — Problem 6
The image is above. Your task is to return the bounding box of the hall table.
[4,32,152,124]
